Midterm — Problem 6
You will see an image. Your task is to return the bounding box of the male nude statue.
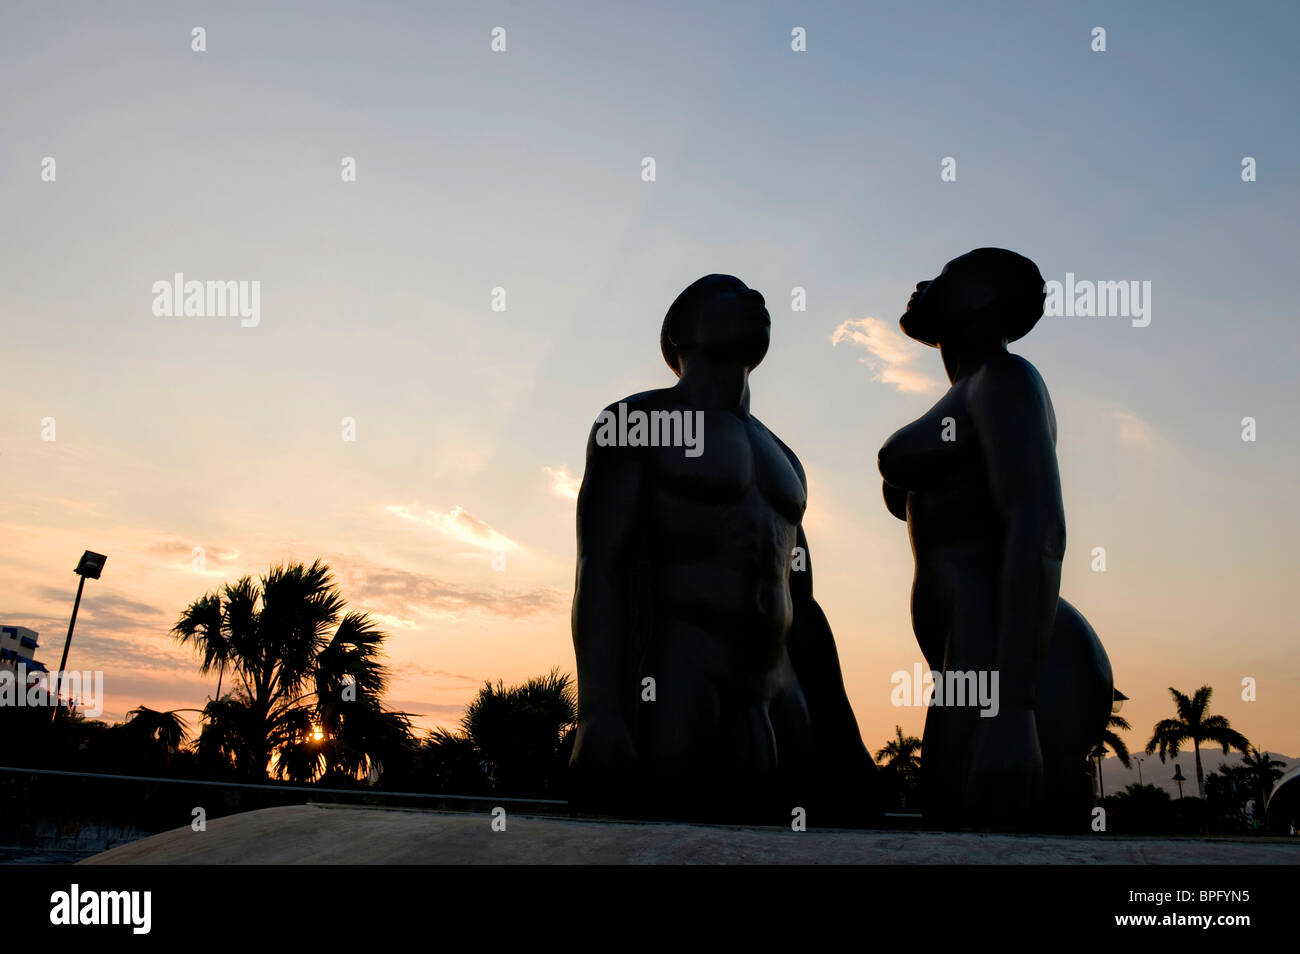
[569,274,875,824]
[877,248,1113,830]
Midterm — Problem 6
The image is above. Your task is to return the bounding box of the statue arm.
[772,437,864,748]
[787,521,876,813]
[968,358,1066,711]
[788,524,865,747]
[572,411,643,728]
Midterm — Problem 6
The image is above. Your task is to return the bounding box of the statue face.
[900,255,997,348]
[682,276,771,370]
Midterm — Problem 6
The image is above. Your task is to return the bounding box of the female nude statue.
[877,248,1113,830]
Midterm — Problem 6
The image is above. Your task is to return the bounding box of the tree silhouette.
[120,705,189,753]
[413,728,492,794]
[1101,782,1175,834]
[459,668,576,797]
[874,725,922,810]
[1146,686,1250,800]
[172,560,412,782]
[1241,746,1287,821]
[1089,713,1131,798]
[168,592,232,702]
[1206,765,1255,830]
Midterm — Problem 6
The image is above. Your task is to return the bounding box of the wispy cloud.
[1112,410,1156,447]
[831,317,939,393]
[146,538,241,572]
[31,587,167,635]
[398,663,478,683]
[542,464,581,501]
[385,504,520,553]
[343,565,564,621]
[385,700,472,725]
[19,588,194,677]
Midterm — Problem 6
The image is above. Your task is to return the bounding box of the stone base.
[78,803,1300,864]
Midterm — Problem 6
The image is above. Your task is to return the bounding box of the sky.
[2,0,1297,763]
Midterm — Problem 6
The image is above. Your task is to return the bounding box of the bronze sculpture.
[569,275,875,824]
[878,248,1113,829]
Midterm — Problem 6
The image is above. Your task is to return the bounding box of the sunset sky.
[3,1,1297,761]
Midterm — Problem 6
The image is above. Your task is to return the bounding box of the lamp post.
[1173,764,1187,800]
[51,550,106,721]
[1135,755,1145,786]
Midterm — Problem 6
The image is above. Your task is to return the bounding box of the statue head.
[900,248,1045,349]
[661,274,770,376]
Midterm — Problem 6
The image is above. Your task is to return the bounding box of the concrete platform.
[80,804,1300,864]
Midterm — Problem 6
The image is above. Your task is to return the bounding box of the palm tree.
[874,725,922,810]
[1206,765,1254,827]
[275,696,416,785]
[1146,685,1250,800]
[122,705,189,753]
[416,727,492,794]
[172,559,407,782]
[170,592,232,701]
[103,705,192,772]
[460,668,577,796]
[1089,713,1132,798]
[874,725,922,775]
[1240,746,1286,820]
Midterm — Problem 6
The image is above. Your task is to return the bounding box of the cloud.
[542,465,581,501]
[341,565,564,622]
[385,700,471,721]
[32,496,105,516]
[385,504,520,553]
[365,612,423,632]
[12,594,194,679]
[145,539,241,570]
[30,587,167,635]
[1112,410,1155,447]
[831,317,940,393]
[395,663,478,683]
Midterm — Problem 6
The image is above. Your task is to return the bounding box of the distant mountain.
[1094,749,1297,799]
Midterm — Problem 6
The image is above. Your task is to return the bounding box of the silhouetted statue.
[877,249,1112,830]
[569,275,875,824]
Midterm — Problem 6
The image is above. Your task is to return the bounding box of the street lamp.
[1112,688,1128,714]
[1173,764,1187,799]
[1134,755,1145,786]
[51,550,106,720]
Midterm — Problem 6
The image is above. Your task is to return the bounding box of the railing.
[0,764,570,861]
[0,765,567,806]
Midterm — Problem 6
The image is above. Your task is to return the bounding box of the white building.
[0,625,48,676]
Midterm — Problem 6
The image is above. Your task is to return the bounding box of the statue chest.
[649,413,806,525]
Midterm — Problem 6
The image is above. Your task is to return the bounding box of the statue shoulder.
[968,352,1059,446]
[593,388,678,418]
[750,416,807,484]
[584,388,677,460]
[968,352,1052,408]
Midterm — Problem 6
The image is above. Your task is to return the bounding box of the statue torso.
[633,393,807,676]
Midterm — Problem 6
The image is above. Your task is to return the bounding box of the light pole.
[51,550,106,721]
[1173,764,1187,800]
[1135,755,1145,786]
